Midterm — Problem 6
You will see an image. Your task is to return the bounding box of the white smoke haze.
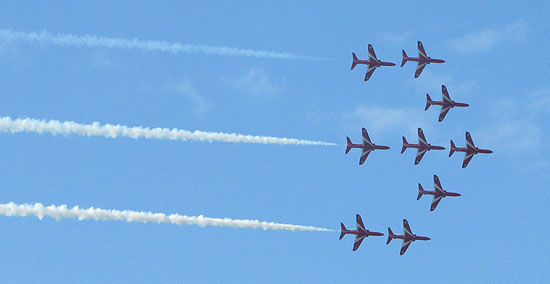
[0,202,333,232]
[0,29,328,60]
[0,117,336,146]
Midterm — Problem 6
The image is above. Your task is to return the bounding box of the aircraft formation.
[341,41,493,255]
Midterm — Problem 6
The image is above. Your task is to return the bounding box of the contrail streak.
[0,202,333,232]
[0,29,328,60]
[0,117,336,146]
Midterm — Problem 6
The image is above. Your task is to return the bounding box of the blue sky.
[0,1,549,283]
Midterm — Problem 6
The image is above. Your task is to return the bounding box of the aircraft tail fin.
[417,183,425,200]
[351,53,358,70]
[425,94,433,111]
[386,228,394,244]
[401,136,409,154]
[400,50,408,67]
[339,223,347,240]
[345,137,352,154]
[449,140,456,157]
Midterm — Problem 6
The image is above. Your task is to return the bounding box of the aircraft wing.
[362,128,373,146]
[466,132,476,149]
[417,41,428,59]
[353,235,366,251]
[442,85,452,102]
[438,106,451,122]
[462,152,475,168]
[403,219,413,236]
[359,148,372,165]
[431,195,444,211]
[434,175,444,193]
[418,128,428,146]
[414,62,428,78]
[364,64,377,81]
[368,44,378,60]
[400,239,413,255]
[414,148,428,165]
[356,214,366,232]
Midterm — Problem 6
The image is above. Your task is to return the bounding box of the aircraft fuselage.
[453,147,493,155]
[348,143,390,151]
[390,233,431,242]
[403,143,445,152]
[429,100,469,109]
[354,59,396,67]
[341,228,384,238]
[405,56,445,65]
[420,189,461,198]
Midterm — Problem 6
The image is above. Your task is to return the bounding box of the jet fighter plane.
[425,85,469,122]
[417,175,461,211]
[346,128,390,165]
[351,44,396,81]
[401,128,445,165]
[386,219,430,255]
[450,132,493,168]
[340,214,384,251]
[401,41,445,78]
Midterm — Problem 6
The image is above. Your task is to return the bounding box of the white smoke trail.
[0,29,328,60]
[0,117,336,146]
[0,202,333,232]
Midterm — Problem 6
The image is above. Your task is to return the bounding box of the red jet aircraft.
[351,44,396,81]
[340,214,384,251]
[401,128,445,165]
[450,132,493,168]
[418,175,461,211]
[426,85,469,122]
[401,41,445,78]
[386,219,430,255]
[346,128,390,165]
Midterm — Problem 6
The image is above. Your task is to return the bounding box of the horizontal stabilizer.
[417,183,424,200]
[425,94,432,111]
[339,223,346,240]
[386,227,394,244]
[449,140,456,157]
[401,50,408,67]
[401,136,408,154]
[351,53,358,70]
[346,137,352,154]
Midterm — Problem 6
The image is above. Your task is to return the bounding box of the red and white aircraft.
[417,175,461,211]
[401,128,445,165]
[401,41,445,78]
[386,219,430,255]
[351,44,396,81]
[346,128,390,165]
[425,85,469,122]
[450,132,493,168]
[340,214,384,251]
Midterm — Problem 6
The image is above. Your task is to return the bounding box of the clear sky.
[0,1,549,283]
